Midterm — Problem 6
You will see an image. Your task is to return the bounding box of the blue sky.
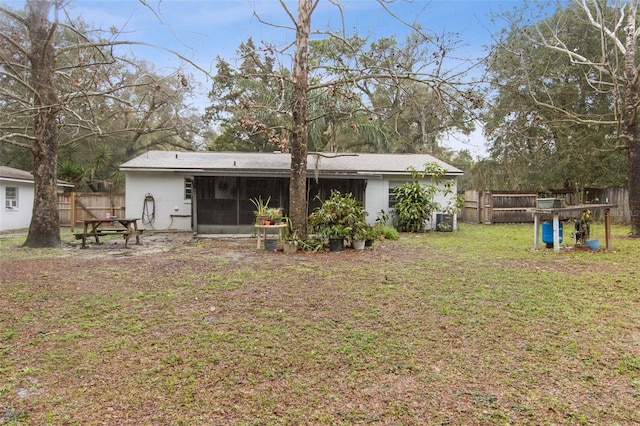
[62,1,512,70]
[6,0,533,155]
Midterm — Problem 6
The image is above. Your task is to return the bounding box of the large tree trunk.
[622,0,640,237]
[289,0,313,238]
[24,0,62,248]
[629,138,640,237]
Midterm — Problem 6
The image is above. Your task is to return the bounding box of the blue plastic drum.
[542,221,563,244]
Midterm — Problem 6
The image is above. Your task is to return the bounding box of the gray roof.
[0,166,34,182]
[0,166,74,187]
[120,151,463,177]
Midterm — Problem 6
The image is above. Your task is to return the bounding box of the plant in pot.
[324,224,351,252]
[281,218,300,253]
[250,196,271,225]
[266,207,284,225]
[351,222,371,250]
[309,190,367,252]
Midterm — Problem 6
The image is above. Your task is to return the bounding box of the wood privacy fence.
[462,188,630,224]
[58,192,126,231]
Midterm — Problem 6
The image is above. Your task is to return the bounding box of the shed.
[119,151,463,234]
[0,166,74,232]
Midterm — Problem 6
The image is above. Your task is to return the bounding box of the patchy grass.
[1,223,639,425]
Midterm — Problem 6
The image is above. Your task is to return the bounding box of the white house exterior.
[119,151,463,234]
[0,166,73,232]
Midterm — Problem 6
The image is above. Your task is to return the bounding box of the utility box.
[435,213,454,232]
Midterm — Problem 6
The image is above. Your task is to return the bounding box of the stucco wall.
[1,181,35,231]
[363,179,389,224]
[125,172,192,231]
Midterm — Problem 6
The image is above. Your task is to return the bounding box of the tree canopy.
[204,30,479,156]
[484,1,627,191]
[0,0,204,246]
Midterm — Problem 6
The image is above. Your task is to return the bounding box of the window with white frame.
[5,186,18,209]
[184,177,193,200]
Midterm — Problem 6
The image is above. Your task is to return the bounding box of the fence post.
[70,191,76,232]
[483,191,493,224]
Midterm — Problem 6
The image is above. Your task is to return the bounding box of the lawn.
[1,223,639,425]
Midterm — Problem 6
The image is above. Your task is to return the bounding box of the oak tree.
[0,0,201,246]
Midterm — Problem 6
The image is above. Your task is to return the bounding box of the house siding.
[125,172,192,231]
[363,179,388,224]
[1,180,35,231]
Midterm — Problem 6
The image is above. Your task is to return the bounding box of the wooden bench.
[74,229,144,248]
[122,229,144,247]
[96,228,127,234]
[74,232,100,248]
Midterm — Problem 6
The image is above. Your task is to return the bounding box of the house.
[0,166,74,232]
[119,151,463,234]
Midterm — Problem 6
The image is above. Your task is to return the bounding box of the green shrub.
[372,224,399,241]
[392,162,461,232]
[392,181,437,232]
[309,190,368,240]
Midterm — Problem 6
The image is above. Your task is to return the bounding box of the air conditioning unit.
[435,213,454,232]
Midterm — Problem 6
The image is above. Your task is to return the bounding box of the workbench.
[527,204,616,252]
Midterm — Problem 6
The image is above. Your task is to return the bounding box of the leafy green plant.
[352,222,372,241]
[436,222,452,232]
[250,196,271,216]
[266,207,283,222]
[309,190,368,241]
[392,162,461,232]
[376,209,390,225]
[281,218,302,247]
[375,224,399,240]
[324,224,352,239]
[297,236,325,251]
[392,181,436,232]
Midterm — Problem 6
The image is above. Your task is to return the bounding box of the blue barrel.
[542,221,563,244]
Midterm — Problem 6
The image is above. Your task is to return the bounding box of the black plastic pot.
[328,238,344,252]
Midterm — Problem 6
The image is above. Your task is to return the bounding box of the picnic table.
[74,217,143,248]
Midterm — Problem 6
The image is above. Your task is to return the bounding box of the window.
[5,186,18,209]
[184,178,192,200]
[388,185,399,209]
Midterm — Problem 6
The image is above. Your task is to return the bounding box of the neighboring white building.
[119,151,463,234]
[0,166,74,232]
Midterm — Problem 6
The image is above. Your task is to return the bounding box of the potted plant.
[250,196,271,225]
[266,207,284,224]
[281,218,299,253]
[325,224,351,251]
[309,190,367,252]
[351,222,371,250]
[364,225,379,247]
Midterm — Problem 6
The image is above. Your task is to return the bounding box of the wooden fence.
[58,192,126,231]
[462,188,630,224]
[57,188,629,229]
